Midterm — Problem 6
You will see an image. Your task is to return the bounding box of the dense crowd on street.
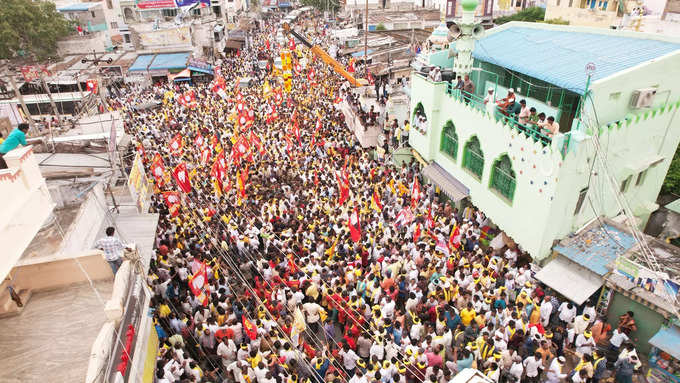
[110,10,646,383]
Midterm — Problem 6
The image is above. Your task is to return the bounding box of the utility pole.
[364,0,368,74]
[38,69,62,128]
[5,69,37,135]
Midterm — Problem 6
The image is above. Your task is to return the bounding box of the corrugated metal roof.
[554,223,636,276]
[535,256,603,305]
[57,2,100,11]
[128,54,155,72]
[149,52,190,70]
[472,26,680,95]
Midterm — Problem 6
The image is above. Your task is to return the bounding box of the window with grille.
[490,155,516,202]
[440,121,458,160]
[162,8,178,17]
[463,136,484,179]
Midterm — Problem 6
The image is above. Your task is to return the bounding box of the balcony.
[445,85,554,147]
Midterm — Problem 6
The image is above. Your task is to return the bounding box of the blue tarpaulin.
[188,66,213,75]
[553,224,636,276]
[649,325,680,360]
[352,50,374,58]
[472,25,680,95]
[128,55,155,72]
[149,52,191,71]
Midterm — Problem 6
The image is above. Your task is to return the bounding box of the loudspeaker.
[449,23,462,39]
[472,24,485,38]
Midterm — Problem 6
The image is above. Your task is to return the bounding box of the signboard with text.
[136,0,176,9]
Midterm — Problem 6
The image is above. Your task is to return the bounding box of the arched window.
[462,136,484,179]
[412,103,428,134]
[490,154,516,202]
[440,120,458,160]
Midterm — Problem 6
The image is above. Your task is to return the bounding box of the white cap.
[508,88,515,93]
[488,87,494,92]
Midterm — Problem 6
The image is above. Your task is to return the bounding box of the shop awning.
[188,65,213,75]
[169,68,191,81]
[149,52,190,71]
[535,256,603,305]
[649,325,680,360]
[128,54,155,72]
[422,162,469,202]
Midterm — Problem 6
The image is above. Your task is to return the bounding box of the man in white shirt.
[558,302,577,326]
[523,352,544,383]
[539,295,553,328]
[609,328,629,352]
[340,344,360,376]
[217,337,237,367]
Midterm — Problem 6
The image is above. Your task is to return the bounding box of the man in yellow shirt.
[460,302,477,326]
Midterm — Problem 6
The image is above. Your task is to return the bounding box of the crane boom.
[282,23,366,88]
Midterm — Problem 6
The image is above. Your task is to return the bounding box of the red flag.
[307,68,315,83]
[169,134,183,154]
[249,131,264,154]
[162,191,180,207]
[86,79,98,93]
[179,90,197,108]
[189,262,209,306]
[333,96,343,104]
[411,176,421,208]
[195,134,205,148]
[136,143,146,160]
[243,315,258,340]
[314,170,319,186]
[336,171,349,206]
[200,147,212,164]
[371,186,383,212]
[288,37,296,51]
[172,162,192,193]
[292,122,301,146]
[413,223,422,243]
[426,204,434,229]
[150,153,165,182]
[348,206,361,243]
[448,225,461,250]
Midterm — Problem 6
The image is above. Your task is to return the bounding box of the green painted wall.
[409,66,680,261]
[428,50,454,69]
[606,292,665,355]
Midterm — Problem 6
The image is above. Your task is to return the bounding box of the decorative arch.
[489,154,516,202]
[462,136,484,180]
[440,120,458,160]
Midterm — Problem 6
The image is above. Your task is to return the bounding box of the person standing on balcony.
[484,88,496,115]
[463,75,475,104]
[94,226,128,275]
[0,123,29,170]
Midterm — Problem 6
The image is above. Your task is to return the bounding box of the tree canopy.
[494,7,547,24]
[0,0,73,61]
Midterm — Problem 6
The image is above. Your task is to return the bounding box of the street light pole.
[364,0,368,72]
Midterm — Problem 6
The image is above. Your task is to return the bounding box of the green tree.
[662,145,680,195]
[0,0,72,61]
[494,7,546,24]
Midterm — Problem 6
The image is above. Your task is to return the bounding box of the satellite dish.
[449,23,462,39]
[472,25,485,38]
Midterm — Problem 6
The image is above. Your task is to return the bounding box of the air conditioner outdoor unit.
[630,88,657,108]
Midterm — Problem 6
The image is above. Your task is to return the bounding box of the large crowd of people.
[111,10,645,383]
